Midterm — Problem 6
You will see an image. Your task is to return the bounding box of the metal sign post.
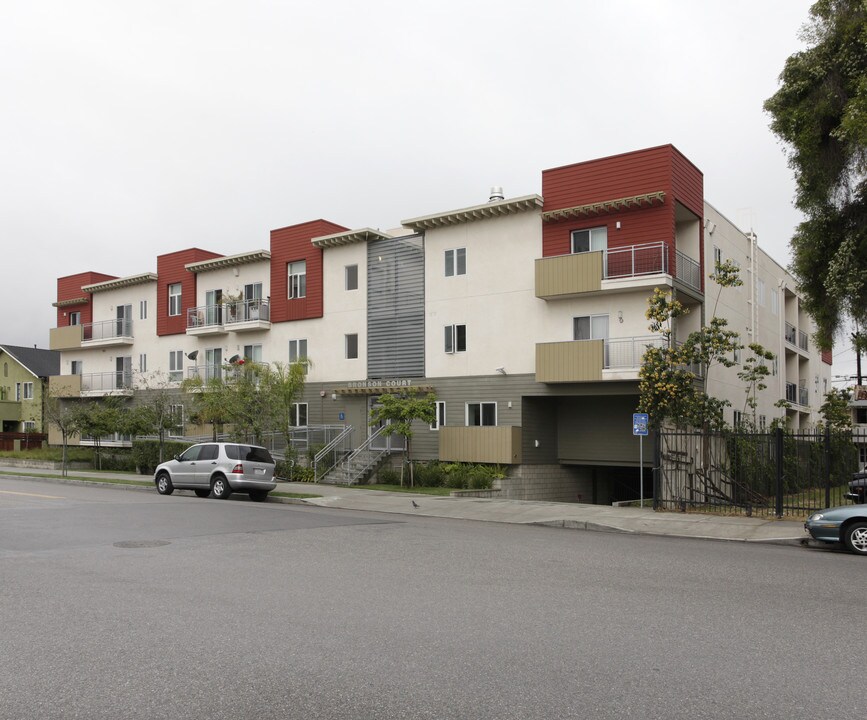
[632,413,649,507]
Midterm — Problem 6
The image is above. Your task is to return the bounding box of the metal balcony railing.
[604,335,666,369]
[799,385,809,406]
[785,322,797,346]
[82,318,132,341]
[187,304,224,329]
[602,242,701,292]
[187,365,223,382]
[798,330,809,351]
[81,371,133,393]
[675,250,701,291]
[225,299,270,324]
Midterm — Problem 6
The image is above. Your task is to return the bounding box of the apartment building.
[48,145,832,503]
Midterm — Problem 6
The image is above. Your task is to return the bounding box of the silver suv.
[154,442,277,501]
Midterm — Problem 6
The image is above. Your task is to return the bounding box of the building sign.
[346,379,414,389]
[337,379,433,395]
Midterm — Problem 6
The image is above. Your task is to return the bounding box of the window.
[345,264,358,291]
[467,402,496,426]
[770,290,779,316]
[291,402,308,427]
[771,357,778,376]
[571,226,607,254]
[71,360,82,375]
[757,278,766,307]
[22,382,33,400]
[244,282,263,301]
[169,350,183,382]
[713,246,722,268]
[243,344,263,363]
[168,283,182,316]
[573,315,609,341]
[289,339,308,371]
[431,401,446,430]
[3,362,7,377]
[445,248,466,277]
[759,415,767,430]
[345,333,358,359]
[856,408,867,425]
[139,300,148,320]
[139,354,147,372]
[444,324,467,353]
[69,312,81,326]
[15,383,20,401]
[288,261,307,299]
[170,404,184,432]
[23,420,36,432]
[733,410,743,427]
[734,347,741,363]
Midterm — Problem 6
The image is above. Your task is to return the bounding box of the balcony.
[535,242,701,300]
[536,336,666,383]
[225,299,271,332]
[439,426,522,464]
[80,371,133,396]
[81,318,133,347]
[49,325,83,351]
[186,365,225,383]
[49,374,83,398]
[785,382,809,407]
[0,400,20,423]
[186,305,228,336]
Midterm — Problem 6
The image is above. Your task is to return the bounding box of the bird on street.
[411,500,419,508]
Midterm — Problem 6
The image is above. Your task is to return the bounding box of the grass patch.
[0,448,94,462]
[351,483,452,496]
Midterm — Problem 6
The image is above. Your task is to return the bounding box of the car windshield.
[225,444,274,463]
[178,446,202,462]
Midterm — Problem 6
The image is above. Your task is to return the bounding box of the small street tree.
[368,389,436,487]
[42,392,83,477]
[75,396,127,470]
[737,342,777,427]
[131,371,184,463]
[819,386,853,431]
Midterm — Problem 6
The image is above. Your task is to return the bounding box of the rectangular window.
[289,339,308,371]
[288,261,307,299]
[139,300,148,320]
[444,324,467,353]
[69,311,81,326]
[734,347,741,363]
[23,420,36,432]
[71,360,83,375]
[431,401,446,430]
[772,357,778,376]
[757,278,766,307]
[168,283,182,316]
[243,344,263,363]
[445,248,467,277]
[22,382,33,400]
[139,354,147,373]
[170,404,184,432]
[244,282,263,301]
[759,415,767,429]
[345,264,358,291]
[713,246,722,268]
[571,226,607,254]
[291,402,308,427]
[466,402,496,427]
[169,350,183,382]
[733,410,743,427]
[770,290,779,316]
[15,383,20,401]
[345,333,358,359]
[573,314,609,341]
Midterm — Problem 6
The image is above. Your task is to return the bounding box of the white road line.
[0,490,65,499]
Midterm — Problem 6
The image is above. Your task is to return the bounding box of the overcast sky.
[3,0,856,376]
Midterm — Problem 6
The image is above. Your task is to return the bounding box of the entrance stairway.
[319,425,392,485]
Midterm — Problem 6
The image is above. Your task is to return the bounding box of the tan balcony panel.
[49,325,82,351]
[536,339,603,383]
[49,374,82,398]
[535,253,602,299]
[0,400,20,422]
[439,426,522,465]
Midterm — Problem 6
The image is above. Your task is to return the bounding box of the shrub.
[131,440,190,475]
[376,467,400,484]
[275,460,314,482]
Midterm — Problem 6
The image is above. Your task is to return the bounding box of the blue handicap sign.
[338,412,345,421]
[632,413,649,436]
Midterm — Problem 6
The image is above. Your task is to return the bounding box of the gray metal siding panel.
[367,235,425,378]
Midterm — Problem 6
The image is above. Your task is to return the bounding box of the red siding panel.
[270,220,348,324]
[156,248,221,336]
[822,349,833,366]
[55,272,116,326]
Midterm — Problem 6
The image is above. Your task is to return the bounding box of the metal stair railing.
[313,425,354,481]
[325,425,390,485]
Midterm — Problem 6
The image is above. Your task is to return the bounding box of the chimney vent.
[488,186,504,202]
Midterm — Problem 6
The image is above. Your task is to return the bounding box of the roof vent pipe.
[489,186,504,202]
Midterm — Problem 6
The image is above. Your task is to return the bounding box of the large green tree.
[764,0,867,350]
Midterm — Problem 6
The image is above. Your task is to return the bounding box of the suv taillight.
[231,463,244,474]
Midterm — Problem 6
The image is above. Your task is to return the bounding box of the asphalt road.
[0,476,863,720]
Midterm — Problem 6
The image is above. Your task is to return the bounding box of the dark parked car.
[154,442,276,501]
[845,471,867,504]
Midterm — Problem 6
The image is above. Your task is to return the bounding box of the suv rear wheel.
[211,475,232,500]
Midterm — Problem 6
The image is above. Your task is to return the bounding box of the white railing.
[187,304,224,329]
[186,365,223,382]
[604,335,666,369]
[675,250,701,291]
[225,299,270,324]
[81,371,133,393]
[604,242,668,279]
[82,318,132,341]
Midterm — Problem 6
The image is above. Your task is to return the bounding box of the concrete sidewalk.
[0,463,812,546]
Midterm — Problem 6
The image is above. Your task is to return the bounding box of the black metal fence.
[655,428,865,517]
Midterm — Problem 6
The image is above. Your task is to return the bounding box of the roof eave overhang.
[541,191,666,222]
[401,194,544,231]
[52,297,89,307]
[185,250,271,273]
[82,273,158,293]
[311,228,393,248]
